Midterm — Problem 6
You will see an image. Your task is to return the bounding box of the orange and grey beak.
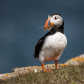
[44,18,51,30]
[44,17,54,30]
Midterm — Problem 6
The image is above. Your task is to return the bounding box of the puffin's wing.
[34,37,45,58]
[34,31,51,58]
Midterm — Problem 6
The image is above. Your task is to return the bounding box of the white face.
[50,15,63,27]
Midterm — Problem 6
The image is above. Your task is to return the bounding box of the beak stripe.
[44,19,48,28]
[48,19,51,25]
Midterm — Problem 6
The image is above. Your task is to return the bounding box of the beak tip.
[44,18,52,30]
[43,27,46,30]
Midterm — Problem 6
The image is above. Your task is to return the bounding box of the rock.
[0,54,84,80]
[64,54,84,65]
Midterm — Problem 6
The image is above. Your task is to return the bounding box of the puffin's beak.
[44,18,52,30]
[44,19,48,29]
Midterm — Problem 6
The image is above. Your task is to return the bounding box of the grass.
[0,62,84,84]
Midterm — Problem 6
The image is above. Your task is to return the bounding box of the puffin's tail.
[33,53,37,58]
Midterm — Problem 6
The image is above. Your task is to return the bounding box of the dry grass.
[0,62,84,84]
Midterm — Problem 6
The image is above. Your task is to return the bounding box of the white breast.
[39,32,67,63]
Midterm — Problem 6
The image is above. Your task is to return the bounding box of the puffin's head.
[44,13,64,30]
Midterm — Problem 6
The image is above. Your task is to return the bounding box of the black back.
[49,13,62,17]
[34,23,64,58]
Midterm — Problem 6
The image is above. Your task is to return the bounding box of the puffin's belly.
[39,32,67,63]
[42,32,67,50]
[43,48,63,61]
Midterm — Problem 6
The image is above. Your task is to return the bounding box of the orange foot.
[55,60,59,70]
[42,63,51,72]
[44,69,51,72]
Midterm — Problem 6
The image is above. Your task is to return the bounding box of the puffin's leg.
[42,63,51,72]
[55,60,59,69]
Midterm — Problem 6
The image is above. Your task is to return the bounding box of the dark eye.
[55,17,57,20]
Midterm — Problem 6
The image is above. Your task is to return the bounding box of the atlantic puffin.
[34,13,67,72]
